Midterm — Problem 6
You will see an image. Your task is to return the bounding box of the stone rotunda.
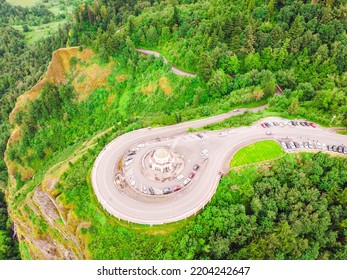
[141,146,185,182]
[149,148,175,173]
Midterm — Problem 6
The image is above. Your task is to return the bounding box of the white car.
[200,149,208,156]
[298,142,303,149]
[289,142,295,149]
[176,174,184,181]
[280,142,287,149]
[266,131,273,135]
[137,143,145,148]
[124,159,133,166]
[316,142,322,149]
[308,141,313,149]
[218,132,227,137]
[322,143,327,150]
[143,186,147,194]
[183,178,191,186]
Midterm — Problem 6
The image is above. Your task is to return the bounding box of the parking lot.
[259,120,347,154]
[121,133,208,197]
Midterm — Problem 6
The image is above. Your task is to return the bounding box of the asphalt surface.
[91,108,347,225]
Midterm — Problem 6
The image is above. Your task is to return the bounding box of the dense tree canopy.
[1,0,346,260]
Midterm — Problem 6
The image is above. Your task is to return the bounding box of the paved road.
[91,107,347,225]
[135,48,197,78]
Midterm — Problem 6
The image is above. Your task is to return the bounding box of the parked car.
[303,122,309,126]
[289,142,295,149]
[265,122,270,127]
[189,172,196,179]
[266,131,273,135]
[173,185,182,192]
[163,188,172,195]
[125,156,133,161]
[337,146,343,153]
[124,159,133,166]
[303,142,309,149]
[299,122,305,126]
[183,178,191,186]
[322,143,327,150]
[298,142,303,149]
[148,187,155,195]
[261,123,267,128]
[332,145,337,152]
[316,142,322,149]
[196,133,203,139]
[143,186,148,194]
[343,147,347,154]
[193,164,200,171]
[280,142,287,149]
[294,142,299,148]
[309,122,316,128]
[327,145,332,151]
[219,132,227,137]
[200,149,208,156]
[308,141,313,149]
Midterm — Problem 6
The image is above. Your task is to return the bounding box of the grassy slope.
[6,0,41,7]
[7,0,79,43]
[12,20,67,43]
[230,140,285,167]
[336,130,347,135]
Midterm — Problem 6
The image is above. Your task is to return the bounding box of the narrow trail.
[135,48,197,78]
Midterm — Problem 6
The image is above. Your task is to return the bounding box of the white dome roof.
[154,148,170,159]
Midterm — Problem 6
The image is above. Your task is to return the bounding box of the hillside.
[1,0,347,260]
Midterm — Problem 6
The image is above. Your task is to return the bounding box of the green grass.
[230,140,285,167]
[336,130,347,135]
[6,0,41,7]
[12,20,67,43]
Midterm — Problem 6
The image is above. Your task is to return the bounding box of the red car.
[261,123,267,128]
[309,122,316,128]
[173,185,182,192]
[189,172,195,179]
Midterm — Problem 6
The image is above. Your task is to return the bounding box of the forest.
[0,0,346,260]
[69,0,347,125]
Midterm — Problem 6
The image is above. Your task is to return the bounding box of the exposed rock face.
[5,47,110,259]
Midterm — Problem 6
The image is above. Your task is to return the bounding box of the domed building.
[149,148,176,173]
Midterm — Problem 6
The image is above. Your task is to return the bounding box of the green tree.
[288,98,299,114]
[260,70,276,96]
[198,52,214,80]
[146,26,159,47]
[242,25,255,54]
[207,69,231,98]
